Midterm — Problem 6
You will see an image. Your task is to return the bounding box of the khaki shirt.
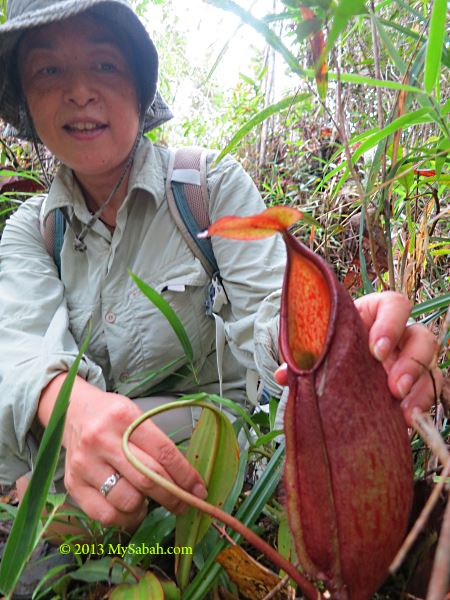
[0,139,286,484]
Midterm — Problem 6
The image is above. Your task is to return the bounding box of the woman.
[0,0,442,536]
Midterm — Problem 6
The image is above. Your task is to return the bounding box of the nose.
[63,68,98,107]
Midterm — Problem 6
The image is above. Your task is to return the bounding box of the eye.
[37,65,60,76]
[97,62,118,73]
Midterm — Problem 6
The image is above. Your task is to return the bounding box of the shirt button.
[119,372,130,383]
[105,312,116,324]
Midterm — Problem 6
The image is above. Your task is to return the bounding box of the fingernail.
[373,337,391,361]
[193,484,207,499]
[397,374,413,398]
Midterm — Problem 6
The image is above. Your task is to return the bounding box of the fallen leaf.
[216,545,294,600]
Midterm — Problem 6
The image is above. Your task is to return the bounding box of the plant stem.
[390,447,450,573]
[123,401,323,600]
[426,492,450,600]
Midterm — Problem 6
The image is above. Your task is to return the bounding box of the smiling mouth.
[63,122,107,133]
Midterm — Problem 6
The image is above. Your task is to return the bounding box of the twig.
[389,448,450,573]
[368,2,398,289]
[426,492,450,600]
[261,571,292,600]
[335,42,387,290]
[412,411,450,467]
[369,3,385,133]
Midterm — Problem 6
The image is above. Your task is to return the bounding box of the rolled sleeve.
[207,154,287,384]
[0,196,104,484]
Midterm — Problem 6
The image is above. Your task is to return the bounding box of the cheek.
[24,92,56,138]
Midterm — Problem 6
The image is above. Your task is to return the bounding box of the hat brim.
[0,0,172,139]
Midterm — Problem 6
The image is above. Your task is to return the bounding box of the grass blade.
[0,328,91,596]
[411,293,450,318]
[215,93,310,163]
[207,0,304,76]
[129,271,193,362]
[424,0,447,94]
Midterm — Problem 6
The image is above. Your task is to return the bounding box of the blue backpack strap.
[165,148,219,278]
[39,198,66,278]
[53,207,66,277]
[170,181,219,276]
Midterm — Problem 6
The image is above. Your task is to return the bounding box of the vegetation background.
[0,0,449,598]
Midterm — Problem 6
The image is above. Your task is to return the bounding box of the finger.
[129,420,207,500]
[106,441,188,515]
[88,469,145,514]
[387,324,438,399]
[67,483,148,530]
[400,367,443,427]
[274,363,288,386]
[354,292,412,361]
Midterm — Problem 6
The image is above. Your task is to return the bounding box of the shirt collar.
[42,138,166,224]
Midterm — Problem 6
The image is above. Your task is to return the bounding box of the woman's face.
[19,14,140,182]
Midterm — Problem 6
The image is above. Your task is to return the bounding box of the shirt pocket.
[129,262,215,375]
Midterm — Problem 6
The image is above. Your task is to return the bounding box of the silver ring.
[100,472,121,497]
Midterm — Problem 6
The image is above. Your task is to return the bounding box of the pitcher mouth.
[279,232,338,375]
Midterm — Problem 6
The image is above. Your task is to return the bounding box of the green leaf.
[305,69,426,94]
[0,329,91,597]
[215,93,310,163]
[207,0,305,76]
[126,507,176,567]
[424,0,447,94]
[373,17,406,75]
[377,17,421,41]
[123,355,185,397]
[175,408,239,589]
[351,109,432,164]
[110,572,165,599]
[326,0,367,54]
[251,429,284,448]
[394,162,415,195]
[129,271,193,362]
[69,557,126,584]
[435,138,450,179]
[442,97,450,114]
[160,580,181,600]
[277,509,297,576]
[183,442,285,600]
[411,293,450,317]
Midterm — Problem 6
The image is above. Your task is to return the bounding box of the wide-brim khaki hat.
[0,0,173,140]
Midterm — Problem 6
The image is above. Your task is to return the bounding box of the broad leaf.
[182,443,285,600]
[175,408,239,589]
[110,572,165,599]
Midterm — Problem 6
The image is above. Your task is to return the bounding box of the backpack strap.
[165,147,219,278]
[166,147,230,398]
[39,197,66,277]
